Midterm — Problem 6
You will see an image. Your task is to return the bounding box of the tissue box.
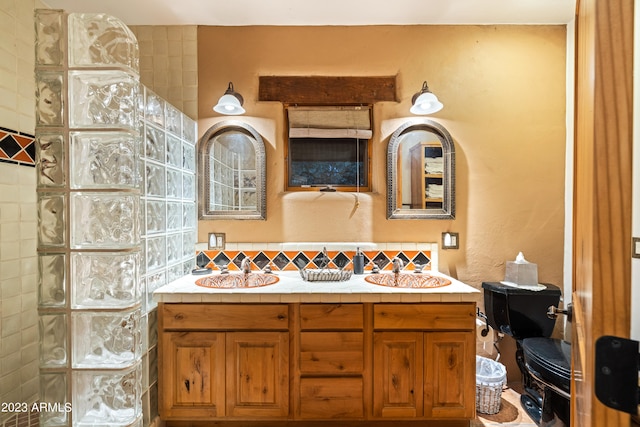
[504,261,538,286]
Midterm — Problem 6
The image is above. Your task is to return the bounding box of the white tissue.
[514,251,527,263]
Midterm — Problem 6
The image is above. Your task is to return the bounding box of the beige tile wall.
[0,1,43,425]
[129,25,199,120]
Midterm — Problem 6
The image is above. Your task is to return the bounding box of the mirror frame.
[198,121,267,220]
[386,119,455,219]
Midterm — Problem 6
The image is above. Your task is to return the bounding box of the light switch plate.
[208,232,226,250]
[633,237,640,258]
[442,232,459,250]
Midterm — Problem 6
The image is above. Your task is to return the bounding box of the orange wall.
[197,25,567,287]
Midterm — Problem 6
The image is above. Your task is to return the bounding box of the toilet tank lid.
[481,281,561,296]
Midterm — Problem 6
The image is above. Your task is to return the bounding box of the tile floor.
[472,385,537,427]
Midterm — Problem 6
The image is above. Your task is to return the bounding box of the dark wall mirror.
[387,119,455,219]
[198,121,266,220]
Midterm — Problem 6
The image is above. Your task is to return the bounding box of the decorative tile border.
[196,243,436,273]
[0,127,35,167]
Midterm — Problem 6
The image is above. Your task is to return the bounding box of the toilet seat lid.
[522,337,571,393]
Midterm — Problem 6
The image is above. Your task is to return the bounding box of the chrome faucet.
[391,257,404,274]
[240,257,251,274]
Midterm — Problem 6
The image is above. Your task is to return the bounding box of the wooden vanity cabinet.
[296,304,366,419]
[159,301,475,424]
[373,304,476,420]
[159,304,290,420]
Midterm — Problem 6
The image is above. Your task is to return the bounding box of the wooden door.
[573,0,633,426]
[424,331,475,419]
[160,331,226,419]
[373,332,424,418]
[226,332,289,418]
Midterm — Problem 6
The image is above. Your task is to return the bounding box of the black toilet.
[482,282,571,426]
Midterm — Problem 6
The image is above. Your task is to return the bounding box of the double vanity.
[154,270,480,426]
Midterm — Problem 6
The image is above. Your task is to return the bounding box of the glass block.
[149,381,158,422]
[72,309,141,368]
[139,200,146,236]
[182,202,196,229]
[70,131,139,189]
[39,253,66,307]
[148,345,158,385]
[166,202,181,231]
[182,173,195,201]
[146,236,166,272]
[166,134,181,167]
[36,133,65,187]
[167,263,184,283]
[145,271,165,313]
[166,169,181,199]
[69,70,139,130]
[39,314,67,367]
[141,389,149,427]
[182,116,196,143]
[144,89,164,127]
[166,233,182,265]
[40,372,69,426]
[35,9,64,66]
[70,131,140,189]
[71,251,140,309]
[147,306,158,348]
[165,104,181,136]
[182,232,195,260]
[144,163,165,197]
[140,237,147,276]
[68,13,139,72]
[36,72,64,126]
[141,353,149,390]
[182,142,195,172]
[145,200,165,235]
[139,313,148,352]
[144,125,164,163]
[38,193,65,248]
[70,192,140,249]
[72,363,142,426]
[183,259,195,276]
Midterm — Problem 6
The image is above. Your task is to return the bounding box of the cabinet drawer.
[300,332,363,374]
[300,304,363,330]
[374,303,475,330]
[161,304,289,330]
[299,377,363,419]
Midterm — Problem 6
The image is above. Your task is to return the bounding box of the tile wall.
[128,26,198,120]
[0,1,45,426]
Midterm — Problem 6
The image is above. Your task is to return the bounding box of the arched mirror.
[387,119,455,219]
[198,121,266,220]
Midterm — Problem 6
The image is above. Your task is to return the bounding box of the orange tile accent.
[13,150,33,163]
[13,135,33,148]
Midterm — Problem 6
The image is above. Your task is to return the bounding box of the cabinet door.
[424,331,475,419]
[160,331,225,419]
[226,332,289,418]
[373,332,423,418]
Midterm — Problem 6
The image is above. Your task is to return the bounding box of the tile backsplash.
[0,128,35,166]
[196,243,437,273]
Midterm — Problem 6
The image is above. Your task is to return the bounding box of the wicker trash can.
[475,355,507,415]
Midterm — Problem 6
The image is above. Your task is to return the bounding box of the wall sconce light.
[442,232,459,250]
[213,82,245,115]
[410,81,443,115]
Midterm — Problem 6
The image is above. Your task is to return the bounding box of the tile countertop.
[153,271,481,304]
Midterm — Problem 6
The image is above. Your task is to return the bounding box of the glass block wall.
[139,88,197,427]
[34,10,196,427]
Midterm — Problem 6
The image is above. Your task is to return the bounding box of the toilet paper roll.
[476,318,494,344]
